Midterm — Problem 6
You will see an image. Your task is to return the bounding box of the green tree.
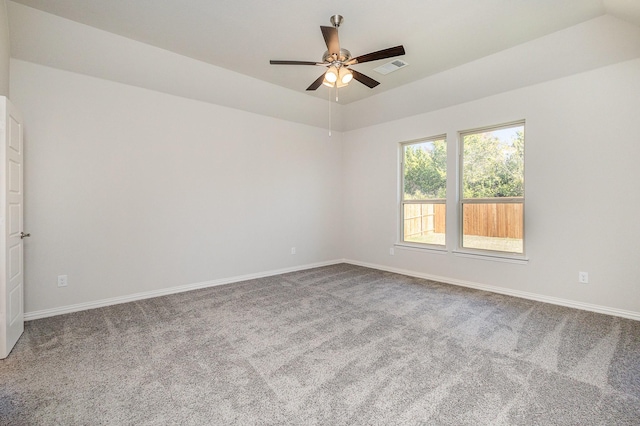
[463,130,523,198]
[403,140,446,200]
[403,129,523,201]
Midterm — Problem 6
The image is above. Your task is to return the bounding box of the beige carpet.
[1,264,639,425]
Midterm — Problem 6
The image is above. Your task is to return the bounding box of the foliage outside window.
[401,137,446,246]
[460,122,524,254]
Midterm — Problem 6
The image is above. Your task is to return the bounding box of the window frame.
[457,120,526,258]
[399,135,447,249]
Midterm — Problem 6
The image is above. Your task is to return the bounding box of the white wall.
[11,59,343,314]
[342,58,640,315]
[11,55,640,320]
[0,0,9,96]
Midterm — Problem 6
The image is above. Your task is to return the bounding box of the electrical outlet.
[291,247,296,255]
[389,247,395,256]
[578,271,589,284]
[57,275,68,287]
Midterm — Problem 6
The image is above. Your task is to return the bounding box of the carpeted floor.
[1,264,639,425]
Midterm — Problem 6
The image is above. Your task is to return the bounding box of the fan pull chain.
[328,86,332,137]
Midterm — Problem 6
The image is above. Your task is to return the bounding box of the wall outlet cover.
[57,275,68,287]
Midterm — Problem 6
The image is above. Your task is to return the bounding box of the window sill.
[394,243,448,255]
[452,250,529,264]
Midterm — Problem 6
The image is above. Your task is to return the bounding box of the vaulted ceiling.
[8,0,640,105]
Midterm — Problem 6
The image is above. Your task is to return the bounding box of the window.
[401,136,446,246]
[460,122,524,254]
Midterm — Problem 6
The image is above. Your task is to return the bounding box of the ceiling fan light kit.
[335,75,348,89]
[339,67,353,84]
[270,14,405,94]
[325,66,338,83]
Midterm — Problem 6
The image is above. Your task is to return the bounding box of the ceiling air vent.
[373,59,409,75]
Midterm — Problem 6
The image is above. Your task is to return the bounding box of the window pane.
[462,203,523,253]
[403,203,446,245]
[403,139,446,200]
[462,126,524,199]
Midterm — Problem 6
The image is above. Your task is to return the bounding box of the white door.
[1,97,25,359]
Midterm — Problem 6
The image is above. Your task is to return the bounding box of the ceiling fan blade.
[306,73,327,91]
[270,60,323,66]
[351,69,380,88]
[321,26,340,56]
[347,45,405,65]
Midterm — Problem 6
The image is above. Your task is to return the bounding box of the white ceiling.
[8,0,640,105]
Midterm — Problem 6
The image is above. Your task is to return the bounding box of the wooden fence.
[463,203,523,239]
[404,204,446,238]
[403,202,522,239]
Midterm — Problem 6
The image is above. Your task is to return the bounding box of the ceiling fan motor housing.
[322,49,352,64]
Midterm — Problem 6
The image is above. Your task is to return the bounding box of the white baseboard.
[24,259,344,321]
[25,258,640,322]
[344,259,640,321]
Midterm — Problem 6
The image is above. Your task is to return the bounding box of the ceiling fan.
[270,15,406,91]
